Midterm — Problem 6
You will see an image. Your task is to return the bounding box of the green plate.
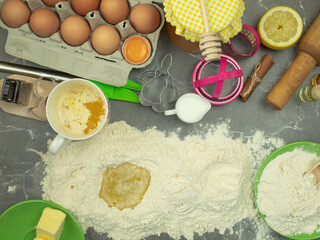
[0,200,85,240]
[254,141,320,240]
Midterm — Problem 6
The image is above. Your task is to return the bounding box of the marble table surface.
[0,0,319,239]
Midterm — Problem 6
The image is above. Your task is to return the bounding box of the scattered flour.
[7,185,17,193]
[257,148,320,236]
[41,121,284,240]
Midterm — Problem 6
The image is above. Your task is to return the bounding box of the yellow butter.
[34,237,45,240]
[36,207,66,240]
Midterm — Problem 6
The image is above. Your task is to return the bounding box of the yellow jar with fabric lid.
[164,0,245,50]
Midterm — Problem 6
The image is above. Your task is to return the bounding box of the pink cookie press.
[192,54,244,105]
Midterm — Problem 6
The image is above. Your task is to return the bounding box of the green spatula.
[89,79,141,103]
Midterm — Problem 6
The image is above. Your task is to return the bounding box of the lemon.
[258,6,303,50]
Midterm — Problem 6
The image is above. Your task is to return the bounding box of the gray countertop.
[0,0,320,240]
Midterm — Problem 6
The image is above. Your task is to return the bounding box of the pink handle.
[222,24,261,60]
[192,54,244,105]
[194,70,243,88]
[214,57,226,99]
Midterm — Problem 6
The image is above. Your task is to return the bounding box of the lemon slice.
[258,6,303,50]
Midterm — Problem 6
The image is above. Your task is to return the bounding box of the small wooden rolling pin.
[265,14,320,110]
[240,54,274,102]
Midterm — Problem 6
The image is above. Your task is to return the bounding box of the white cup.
[46,78,110,154]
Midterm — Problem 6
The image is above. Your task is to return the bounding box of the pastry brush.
[89,80,140,103]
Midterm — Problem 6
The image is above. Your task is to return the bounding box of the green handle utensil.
[0,61,142,103]
[123,79,143,91]
[89,79,141,103]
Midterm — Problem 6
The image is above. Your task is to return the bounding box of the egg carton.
[0,0,164,86]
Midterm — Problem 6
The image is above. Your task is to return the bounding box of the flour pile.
[257,148,320,236]
[41,121,283,240]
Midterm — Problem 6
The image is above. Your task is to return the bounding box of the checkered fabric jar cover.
[164,0,245,43]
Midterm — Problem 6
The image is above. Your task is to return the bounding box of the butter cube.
[34,238,45,240]
[36,207,66,240]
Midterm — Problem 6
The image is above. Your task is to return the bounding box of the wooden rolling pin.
[265,14,320,110]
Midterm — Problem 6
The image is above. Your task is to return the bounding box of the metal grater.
[17,82,32,105]
[1,78,32,106]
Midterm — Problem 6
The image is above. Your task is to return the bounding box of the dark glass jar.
[166,22,201,54]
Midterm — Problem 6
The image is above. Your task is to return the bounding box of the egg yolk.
[123,36,151,64]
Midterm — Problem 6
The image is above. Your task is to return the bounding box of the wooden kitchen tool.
[304,160,320,186]
[199,0,221,61]
[240,54,274,102]
[265,14,320,110]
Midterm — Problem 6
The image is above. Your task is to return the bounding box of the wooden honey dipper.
[265,14,320,110]
[199,0,221,61]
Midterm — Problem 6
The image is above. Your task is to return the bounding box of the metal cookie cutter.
[139,54,178,113]
[222,24,260,60]
[192,54,244,105]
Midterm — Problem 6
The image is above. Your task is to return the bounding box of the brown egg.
[42,0,67,7]
[60,16,90,46]
[91,25,120,55]
[70,0,100,16]
[1,0,31,28]
[130,4,160,34]
[100,0,129,25]
[29,8,60,37]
